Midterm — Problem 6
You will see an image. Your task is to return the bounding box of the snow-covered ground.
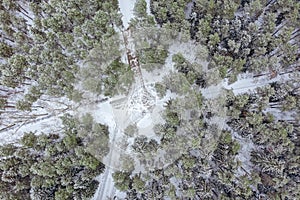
[0,114,63,145]
[185,0,195,19]
[118,0,154,28]
[200,71,291,99]
[145,0,152,16]
[0,96,74,145]
[118,0,136,28]
[263,107,297,121]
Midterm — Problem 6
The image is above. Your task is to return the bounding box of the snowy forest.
[0,0,299,199]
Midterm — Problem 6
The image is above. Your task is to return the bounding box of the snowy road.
[93,128,118,200]
[93,1,137,199]
[201,72,291,99]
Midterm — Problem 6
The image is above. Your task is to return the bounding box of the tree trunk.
[272,22,287,37]
[266,0,277,7]
[16,4,33,21]
[0,34,15,43]
[253,72,270,78]
[292,28,300,35]
[0,88,9,92]
[272,25,282,37]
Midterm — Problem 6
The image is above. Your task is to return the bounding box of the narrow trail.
[0,114,55,133]
[93,27,157,200]
[201,72,291,99]
[94,129,118,200]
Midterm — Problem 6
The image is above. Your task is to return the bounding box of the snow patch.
[118,0,136,28]
[137,113,153,128]
[0,115,64,145]
[145,0,152,16]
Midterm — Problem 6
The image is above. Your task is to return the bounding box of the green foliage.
[132,135,159,153]
[0,42,13,58]
[0,0,122,110]
[112,171,132,191]
[132,175,146,192]
[82,58,133,96]
[155,82,167,98]
[20,132,37,148]
[164,72,191,95]
[134,0,147,18]
[172,53,203,85]
[151,0,190,30]
[0,115,106,200]
[172,53,186,64]
[1,1,299,200]
[15,100,32,111]
[226,81,300,199]
[55,187,72,200]
[0,144,16,157]
[77,114,110,161]
[182,155,196,169]
[124,124,138,137]
[172,53,192,74]
[138,47,168,71]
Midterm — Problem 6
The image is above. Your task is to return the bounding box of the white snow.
[200,72,292,100]
[185,1,195,19]
[118,0,136,28]
[137,112,153,128]
[227,72,291,94]
[88,101,117,137]
[168,40,199,64]
[93,169,116,200]
[0,115,63,145]
[145,0,152,16]
[263,107,297,121]
[0,95,74,145]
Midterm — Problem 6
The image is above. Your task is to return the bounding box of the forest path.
[92,20,158,200]
[93,1,140,199]
[201,72,291,99]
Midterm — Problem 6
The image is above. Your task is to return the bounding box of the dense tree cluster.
[114,80,299,199]
[0,114,108,200]
[0,0,122,110]
[111,1,299,199]
[151,0,191,30]
[114,129,255,199]
[131,0,156,27]
[138,48,168,72]
[226,81,300,199]
[115,75,299,199]
[151,0,300,83]
[82,57,134,97]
